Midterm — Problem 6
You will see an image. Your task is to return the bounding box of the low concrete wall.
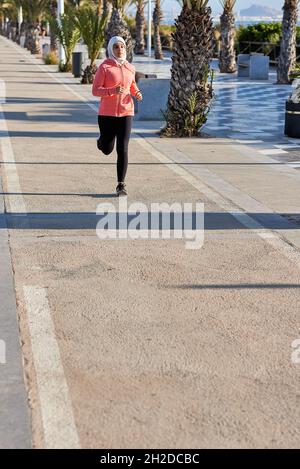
[134,78,170,121]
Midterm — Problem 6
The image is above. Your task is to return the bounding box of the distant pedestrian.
[92,36,143,197]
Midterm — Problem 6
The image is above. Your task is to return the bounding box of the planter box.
[285,100,300,138]
[249,55,269,80]
[237,53,269,80]
[133,78,168,121]
[42,43,50,58]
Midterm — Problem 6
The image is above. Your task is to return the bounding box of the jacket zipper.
[117,65,124,117]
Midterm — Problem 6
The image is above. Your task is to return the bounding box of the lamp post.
[57,0,66,64]
[147,0,152,57]
[18,6,23,37]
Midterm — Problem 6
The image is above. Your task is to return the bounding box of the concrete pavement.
[0,36,300,448]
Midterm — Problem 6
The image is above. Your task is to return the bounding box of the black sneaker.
[97,137,102,151]
[116,182,127,197]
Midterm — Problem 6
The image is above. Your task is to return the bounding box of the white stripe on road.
[235,140,264,144]
[23,286,80,449]
[275,144,300,149]
[0,87,27,213]
[1,42,80,448]
[258,148,288,156]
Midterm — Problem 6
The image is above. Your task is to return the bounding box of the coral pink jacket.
[92,59,139,117]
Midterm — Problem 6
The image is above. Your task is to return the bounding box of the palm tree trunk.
[277,0,299,84]
[153,0,163,59]
[50,0,58,53]
[26,23,41,55]
[161,3,215,137]
[134,0,146,54]
[219,7,236,73]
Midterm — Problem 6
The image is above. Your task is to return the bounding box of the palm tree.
[219,0,236,73]
[76,3,108,84]
[153,0,163,59]
[49,11,81,71]
[0,0,18,37]
[161,0,215,137]
[20,0,48,54]
[134,0,145,54]
[105,0,134,63]
[277,0,299,84]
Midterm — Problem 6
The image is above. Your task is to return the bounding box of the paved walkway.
[0,36,300,449]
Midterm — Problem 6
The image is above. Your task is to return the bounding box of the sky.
[127,1,288,23]
[209,0,284,15]
[156,1,285,17]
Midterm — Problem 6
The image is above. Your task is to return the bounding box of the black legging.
[98,115,132,183]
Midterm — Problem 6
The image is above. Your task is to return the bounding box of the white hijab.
[107,36,127,66]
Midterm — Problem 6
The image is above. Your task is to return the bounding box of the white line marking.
[259,149,288,156]
[288,139,300,143]
[237,129,264,133]
[235,140,264,144]
[0,98,27,213]
[275,144,300,149]
[23,286,80,449]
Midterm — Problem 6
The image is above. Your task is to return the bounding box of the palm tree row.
[0,0,165,58]
[1,1,299,137]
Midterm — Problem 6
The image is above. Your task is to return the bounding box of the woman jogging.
[92,36,143,197]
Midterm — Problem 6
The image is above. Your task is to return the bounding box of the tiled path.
[133,54,300,171]
[204,65,300,171]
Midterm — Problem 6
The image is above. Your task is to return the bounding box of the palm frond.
[219,0,236,10]
[76,6,108,64]
[48,12,81,68]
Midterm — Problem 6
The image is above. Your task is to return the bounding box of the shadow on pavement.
[0,212,299,230]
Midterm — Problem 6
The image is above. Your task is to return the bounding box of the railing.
[236,41,300,65]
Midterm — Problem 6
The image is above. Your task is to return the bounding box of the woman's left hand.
[135,91,143,101]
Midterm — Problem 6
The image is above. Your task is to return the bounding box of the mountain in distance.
[239,4,282,18]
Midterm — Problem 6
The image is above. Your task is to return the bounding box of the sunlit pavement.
[0,37,300,449]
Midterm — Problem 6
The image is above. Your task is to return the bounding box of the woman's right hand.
[115,84,124,94]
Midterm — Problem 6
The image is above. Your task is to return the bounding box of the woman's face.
[113,42,126,58]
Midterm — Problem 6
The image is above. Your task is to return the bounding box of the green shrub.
[236,23,282,44]
[124,14,135,36]
[160,25,176,50]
